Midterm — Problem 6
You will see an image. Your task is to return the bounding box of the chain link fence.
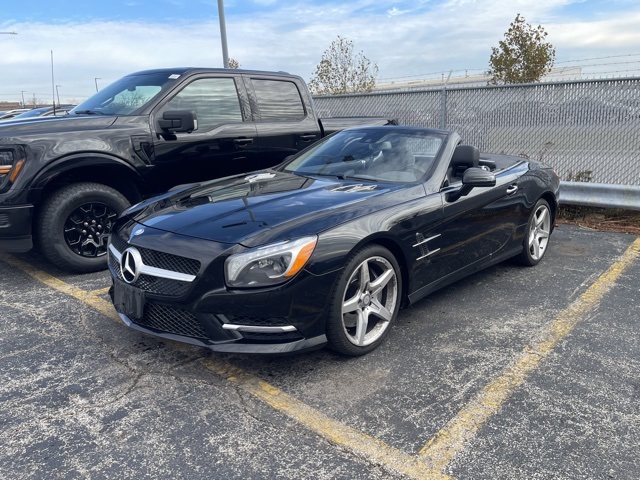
[314,78,640,186]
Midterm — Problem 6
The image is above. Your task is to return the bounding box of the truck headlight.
[0,147,26,189]
[0,150,14,166]
[225,236,317,288]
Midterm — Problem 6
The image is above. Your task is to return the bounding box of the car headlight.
[225,236,317,288]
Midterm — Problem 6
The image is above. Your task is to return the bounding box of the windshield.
[71,72,181,116]
[281,127,446,183]
[12,108,49,119]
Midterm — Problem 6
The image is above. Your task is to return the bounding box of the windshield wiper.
[302,172,349,180]
[340,174,379,182]
[73,110,105,115]
[302,171,379,182]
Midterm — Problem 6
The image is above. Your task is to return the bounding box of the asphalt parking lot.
[1,224,639,479]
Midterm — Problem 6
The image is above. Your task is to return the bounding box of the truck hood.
[0,114,118,136]
[125,171,421,247]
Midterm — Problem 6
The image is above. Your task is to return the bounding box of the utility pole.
[217,0,229,68]
[94,78,101,92]
[21,91,26,108]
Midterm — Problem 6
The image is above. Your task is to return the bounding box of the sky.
[2,0,640,105]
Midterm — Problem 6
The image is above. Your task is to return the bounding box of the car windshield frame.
[70,72,182,116]
[279,127,447,184]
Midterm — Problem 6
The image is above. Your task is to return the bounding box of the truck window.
[161,77,243,131]
[251,79,305,121]
[72,72,178,115]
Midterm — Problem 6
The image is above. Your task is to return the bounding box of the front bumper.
[117,309,327,354]
[0,204,33,252]
[107,223,339,354]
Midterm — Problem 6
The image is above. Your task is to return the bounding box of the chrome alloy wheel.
[340,255,399,347]
[527,203,551,261]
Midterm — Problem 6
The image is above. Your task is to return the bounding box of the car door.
[433,163,527,274]
[246,76,322,168]
[150,74,259,191]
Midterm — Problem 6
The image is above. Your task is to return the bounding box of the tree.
[309,36,378,95]
[228,58,240,69]
[488,14,556,85]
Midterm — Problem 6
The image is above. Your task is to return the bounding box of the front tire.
[326,245,402,356]
[37,183,130,272]
[517,198,552,266]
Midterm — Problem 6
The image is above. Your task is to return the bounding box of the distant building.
[0,101,23,111]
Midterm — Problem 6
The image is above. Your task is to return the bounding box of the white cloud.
[387,7,410,16]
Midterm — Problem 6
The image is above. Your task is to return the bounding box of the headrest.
[370,141,392,152]
[451,145,480,169]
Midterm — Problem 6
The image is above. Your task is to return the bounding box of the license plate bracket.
[114,281,145,320]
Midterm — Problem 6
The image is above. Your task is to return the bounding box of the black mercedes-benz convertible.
[108,126,559,356]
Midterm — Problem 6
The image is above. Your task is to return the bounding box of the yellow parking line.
[203,357,450,479]
[90,286,112,296]
[417,237,640,475]
[0,254,118,321]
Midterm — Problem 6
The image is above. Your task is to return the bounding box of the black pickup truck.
[0,68,394,272]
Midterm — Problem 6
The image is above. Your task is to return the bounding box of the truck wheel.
[37,183,130,272]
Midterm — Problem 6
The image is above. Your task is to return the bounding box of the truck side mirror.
[157,110,197,133]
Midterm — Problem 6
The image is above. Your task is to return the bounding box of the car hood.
[126,171,422,246]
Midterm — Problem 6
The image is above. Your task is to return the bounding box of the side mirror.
[157,110,197,133]
[462,167,496,188]
[447,168,496,202]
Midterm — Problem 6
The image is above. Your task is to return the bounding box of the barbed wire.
[377,53,640,83]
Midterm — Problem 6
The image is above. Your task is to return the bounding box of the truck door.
[150,75,259,191]
[246,77,322,168]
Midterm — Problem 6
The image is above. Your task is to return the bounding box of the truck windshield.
[71,72,181,116]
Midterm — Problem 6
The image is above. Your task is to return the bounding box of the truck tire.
[37,183,130,272]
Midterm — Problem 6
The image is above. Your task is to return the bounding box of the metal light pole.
[55,85,61,106]
[217,0,229,68]
[94,77,101,92]
[51,50,56,112]
[21,91,26,108]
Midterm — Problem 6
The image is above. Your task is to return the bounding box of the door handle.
[233,137,254,146]
[299,134,318,142]
[506,184,518,195]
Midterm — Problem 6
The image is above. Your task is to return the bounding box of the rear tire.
[326,245,402,356]
[517,198,552,266]
[37,183,129,272]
